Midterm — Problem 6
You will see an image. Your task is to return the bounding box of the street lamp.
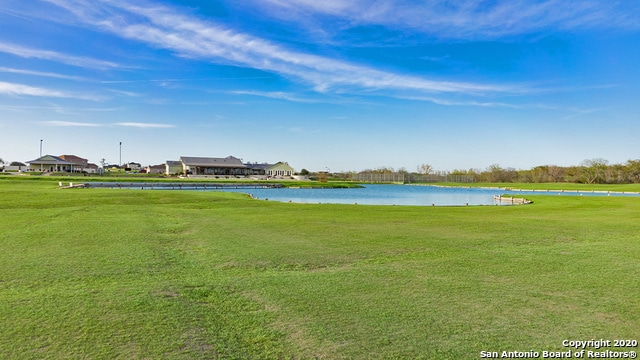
[40,139,43,157]
[119,142,122,167]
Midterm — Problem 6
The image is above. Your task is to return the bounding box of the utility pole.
[119,142,122,166]
[40,139,43,157]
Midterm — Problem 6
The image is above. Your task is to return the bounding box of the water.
[114,183,639,206]
[211,184,508,206]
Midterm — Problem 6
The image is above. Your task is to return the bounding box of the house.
[244,162,270,175]
[27,155,78,172]
[59,155,98,173]
[27,155,98,173]
[180,156,249,176]
[59,155,88,168]
[165,161,183,175]
[85,163,99,174]
[266,162,295,177]
[123,162,142,172]
[146,164,166,174]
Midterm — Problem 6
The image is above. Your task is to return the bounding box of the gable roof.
[266,161,295,171]
[180,156,247,168]
[59,155,88,165]
[26,155,74,165]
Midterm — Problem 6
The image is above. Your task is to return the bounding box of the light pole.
[40,139,43,157]
[119,142,122,167]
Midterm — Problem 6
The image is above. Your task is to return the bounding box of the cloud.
[0,67,85,81]
[41,120,174,128]
[0,42,120,69]
[114,122,175,128]
[256,0,640,39]
[231,90,319,103]
[42,0,520,98]
[0,81,100,100]
[43,120,101,127]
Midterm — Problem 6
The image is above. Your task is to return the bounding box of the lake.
[95,183,640,206]
[208,184,514,206]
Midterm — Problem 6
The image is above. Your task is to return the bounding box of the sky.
[0,0,639,173]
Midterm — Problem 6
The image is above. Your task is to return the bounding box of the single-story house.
[27,154,98,173]
[124,162,142,172]
[266,162,295,177]
[59,155,98,173]
[165,161,183,175]
[27,155,79,172]
[244,162,270,175]
[146,164,166,174]
[180,156,249,176]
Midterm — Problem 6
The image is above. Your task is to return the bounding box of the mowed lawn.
[0,179,638,359]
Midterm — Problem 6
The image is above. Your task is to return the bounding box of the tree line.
[328,159,640,184]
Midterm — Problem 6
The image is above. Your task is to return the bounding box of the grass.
[0,178,639,359]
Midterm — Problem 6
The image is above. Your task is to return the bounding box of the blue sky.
[1,0,639,172]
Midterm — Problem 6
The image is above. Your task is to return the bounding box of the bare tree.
[418,163,433,175]
[580,158,608,184]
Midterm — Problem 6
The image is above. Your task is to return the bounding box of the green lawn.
[0,178,638,359]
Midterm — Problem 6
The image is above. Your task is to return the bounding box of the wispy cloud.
[0,42,120,69]
[0,67,85,81]
[231,90,319,103]
[0,81,100,100]
[257,0,640,39]
[114,122,175,128]
[100,76,272,84]
[42,0,521,98]
[42,120,174,128]
[43,120,101,127]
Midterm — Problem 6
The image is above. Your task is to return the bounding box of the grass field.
[1,177,638,359]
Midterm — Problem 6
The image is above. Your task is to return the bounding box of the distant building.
[124,162,142,172]
[27,154,96,173]
[165,161,183,175]
[59,154,98,174]
[266,162,295,177]
[146,164,166,174]
[244,162,270,175]
[180,156,249,176]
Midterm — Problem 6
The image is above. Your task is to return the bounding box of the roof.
[166,160,182,166]
[246,163,272,170]
[266,161,295,171]
[59,155,88,165]
[26,155,74,165]
[180,156,247,168]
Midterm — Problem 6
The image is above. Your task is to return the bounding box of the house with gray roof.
[180,156,249,176]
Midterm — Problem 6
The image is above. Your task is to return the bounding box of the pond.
[205,184,640,206]
[203,184,515,206]
[94,183,640,206]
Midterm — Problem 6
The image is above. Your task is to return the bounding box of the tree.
[418,163,433,175]
[299,168,309,176]
[580,158,608,184]
[624,160,640,183]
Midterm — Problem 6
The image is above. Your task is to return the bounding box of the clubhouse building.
[176,156,295,178]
